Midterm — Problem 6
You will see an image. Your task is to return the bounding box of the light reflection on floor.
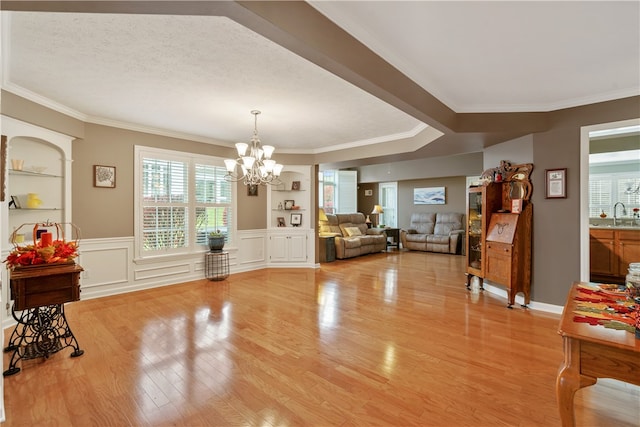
[136,301,232,424]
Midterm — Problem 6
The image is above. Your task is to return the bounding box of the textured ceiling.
[1,1,639,157]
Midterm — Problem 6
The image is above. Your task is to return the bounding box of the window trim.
[134,145,236,262]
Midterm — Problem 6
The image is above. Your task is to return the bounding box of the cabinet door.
[270,235,289,262]
[288,234,307,262]
[485,242,512,285]
[618,231,640,276]
[590,237,617,276]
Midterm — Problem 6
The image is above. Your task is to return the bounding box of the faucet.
[613,202,627,226]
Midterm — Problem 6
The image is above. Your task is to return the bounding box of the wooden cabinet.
[485,210,533,307]
[589,229,617,281]
[465,161,534,308]
[618,230,640,276]
[465,184,502,283]
[590,228,640,283]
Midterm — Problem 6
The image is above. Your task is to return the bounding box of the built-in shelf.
[9,169,62,178]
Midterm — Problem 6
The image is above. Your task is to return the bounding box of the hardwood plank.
[3,251,639,426]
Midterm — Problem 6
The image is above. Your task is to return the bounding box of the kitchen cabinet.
[590,228,640,283]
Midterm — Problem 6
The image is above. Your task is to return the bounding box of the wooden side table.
[205,251,229,281]
[384,228,400,250]
[319,236,335,263]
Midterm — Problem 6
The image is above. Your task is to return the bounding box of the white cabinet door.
[269,234,289,262]
[269,233,307,263]
[288,234,307,262]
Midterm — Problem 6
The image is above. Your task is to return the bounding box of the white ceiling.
[2,1,639,156]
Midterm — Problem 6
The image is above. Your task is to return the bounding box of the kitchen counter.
[590,225,640,230]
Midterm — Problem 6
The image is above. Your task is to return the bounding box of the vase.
[26,193,42,209]
[208,236,225,252]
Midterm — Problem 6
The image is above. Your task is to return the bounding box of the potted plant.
[208,230,226,252]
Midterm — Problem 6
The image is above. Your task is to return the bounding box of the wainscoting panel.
[235,230,268,272]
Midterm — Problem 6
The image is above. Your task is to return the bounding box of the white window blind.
[142,158,188,251]
[136,146,234,258]
[589,173,639,217]
[194,164,232,246]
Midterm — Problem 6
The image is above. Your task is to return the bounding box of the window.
[319,170,357,214]
[136,146,234,259]
[589,172,639,218]
[379,182,397,227]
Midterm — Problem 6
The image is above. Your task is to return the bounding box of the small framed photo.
[291,181,301,191]
[9,195,21,209]
[545,168,566,199]
[290,213,302,226]
[284,199,294,210]
[277,217,286,227]
[247,184,258,196]
[94,165,116,188]
[511,198,523,214]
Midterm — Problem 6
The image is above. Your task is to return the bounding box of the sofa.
[400,212,465,254]
[319,213,387,259]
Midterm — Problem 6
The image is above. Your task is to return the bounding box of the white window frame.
[379,182,398,227]
[134,146,236,261]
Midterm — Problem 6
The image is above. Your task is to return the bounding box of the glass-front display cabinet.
[466,187,484,284]
[465,183,502,289]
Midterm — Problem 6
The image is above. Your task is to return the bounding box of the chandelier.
[224,110,283,185]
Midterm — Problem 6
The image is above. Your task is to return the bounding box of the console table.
[3,263,84,376]
[556,282,639,426]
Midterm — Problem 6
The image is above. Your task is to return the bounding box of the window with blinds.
[589,172,640,218]
[194,164,232,246]
[136,146,234,258]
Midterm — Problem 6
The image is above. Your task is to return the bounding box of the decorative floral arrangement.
[4,239,79,269]
[4,222,80,269]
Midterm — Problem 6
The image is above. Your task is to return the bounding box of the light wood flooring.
[3,251,639,426]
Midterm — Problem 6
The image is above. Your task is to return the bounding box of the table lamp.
[371,205,384,227]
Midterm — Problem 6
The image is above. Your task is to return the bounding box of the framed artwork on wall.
[413,187,445,204]
[545,168,566,198]
[94,165,116,188]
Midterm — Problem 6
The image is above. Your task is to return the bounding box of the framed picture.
[291,181,301,191]
[277,217,286,227]
[290,213,302,226]
[511,198,523,214]
[247,184,258,196]
[284,199,294,210]
[9,195,21,209]
[413,187,445,204]
[545,168,566,199]
[94,165,116,188]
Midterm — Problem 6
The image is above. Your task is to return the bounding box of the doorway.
[580,118,640,282]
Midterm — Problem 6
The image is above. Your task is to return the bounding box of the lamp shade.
[371,205,384,214]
